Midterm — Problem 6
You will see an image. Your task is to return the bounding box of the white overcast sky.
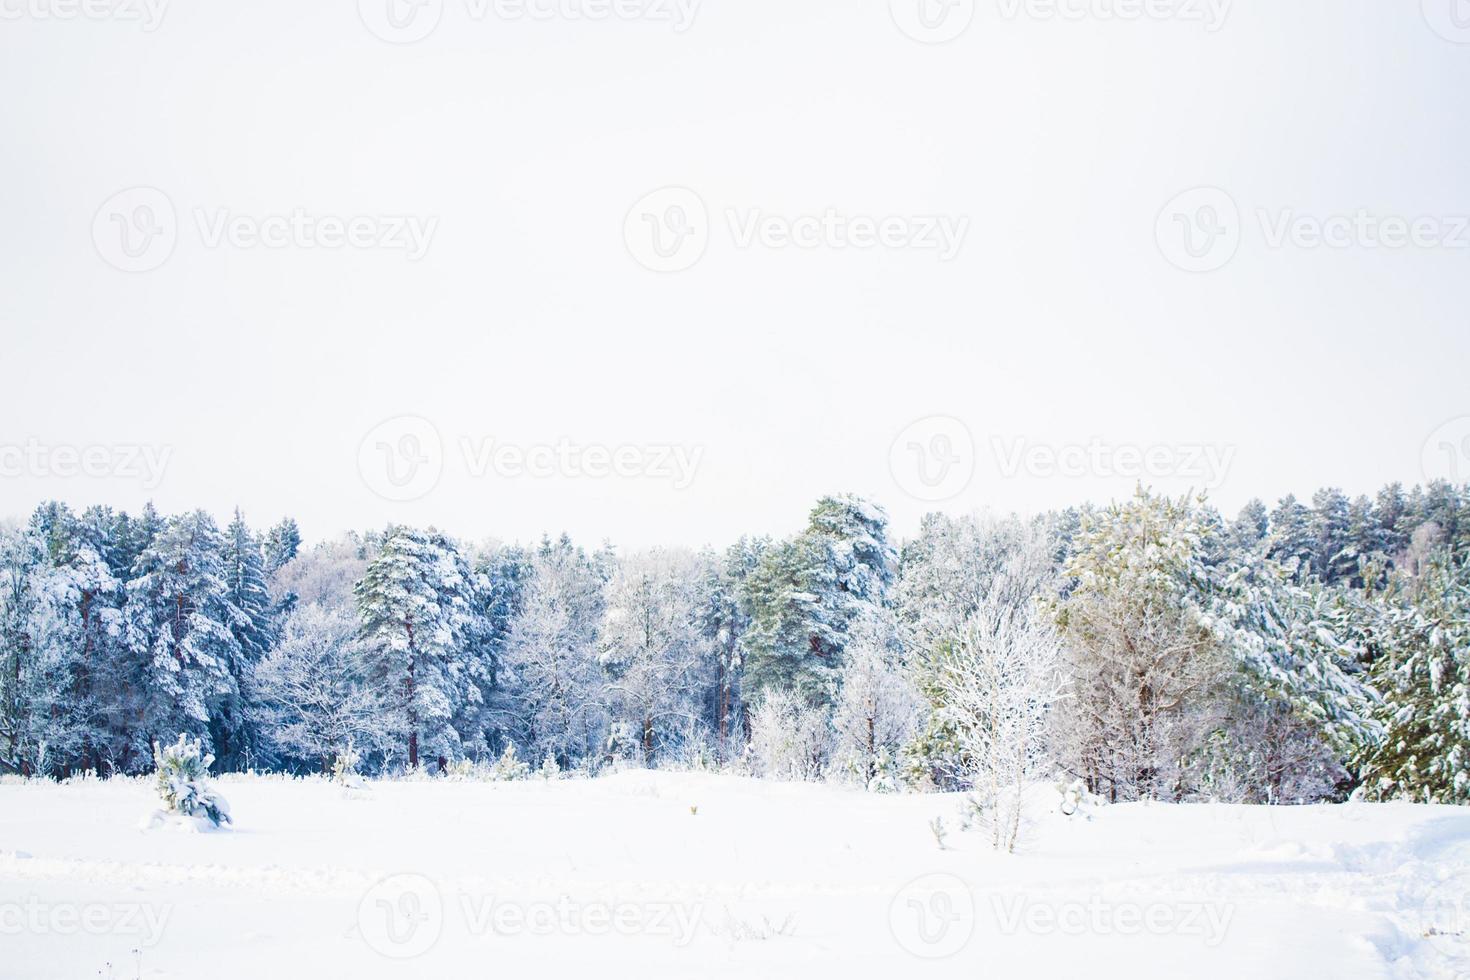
[2,0,1468,549]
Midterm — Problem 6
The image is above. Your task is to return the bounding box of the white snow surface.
[2,771,1470,978]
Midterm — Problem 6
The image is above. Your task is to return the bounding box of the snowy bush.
[830,613,921,788]
[491,745,532,781]
[331,741,368,792]
[748,691,830,781]
[1057,777,1107,817]
[146,734,231,829]
[934,605,1066,852]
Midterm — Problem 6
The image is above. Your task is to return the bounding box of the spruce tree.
[1358,554,1470,803]
[263,518,302,574]
[354,527,486,768]
[123,510,242,766]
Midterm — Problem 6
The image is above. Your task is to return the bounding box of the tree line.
[1,480,1467,808]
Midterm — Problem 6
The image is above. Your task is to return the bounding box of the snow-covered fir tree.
[1357,553,1470,803]
[123,510,243,768]
[739,495,895,709]
[354,526,491,769]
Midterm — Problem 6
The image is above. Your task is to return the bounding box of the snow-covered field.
[3,772,1470,979]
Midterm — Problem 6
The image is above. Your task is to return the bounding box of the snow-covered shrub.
[332,741,368,791]
[491,744,531,781]
[830,613,921,788]
[748,691,830,781]
[866,757,901,794]
[539,752,561,780]
[605,723,641,767]
[1057,778,1106,817]
[934,605,1066,852]
[147,734,231,828]
[442,758,481,781]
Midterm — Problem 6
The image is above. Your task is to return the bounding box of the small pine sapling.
[146,734,231,829]
[492,744,531,781]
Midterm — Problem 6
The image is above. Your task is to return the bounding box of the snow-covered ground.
[2,772,1470,979]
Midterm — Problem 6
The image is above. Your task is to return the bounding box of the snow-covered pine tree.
[123,510,243,767]
[1047,490,1230,802]
[1375,483,1411,559]
[701,537,765,759]
[147,733,231,828]
[354,526,488,769]
[215,509,275,768]
[1269,495,1316,579]
[24,503,128,774]
[0,520,50,774]
[262,517,302,575]
[1357,553,1470,803]
[1229,499,1270,552]
[739,495,895,709]
[1309,488,1355,584]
